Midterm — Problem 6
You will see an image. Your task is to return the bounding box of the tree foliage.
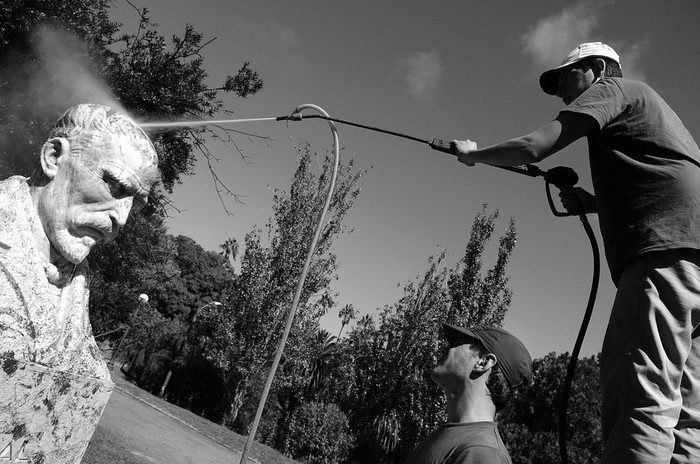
[282,401,354,464]
[194,145,368,430]
[106,231,234,407]
[88,201,175,336]
[148,235,234,319]
[499,353,603,464]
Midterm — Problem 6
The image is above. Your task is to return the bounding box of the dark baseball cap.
[442,323,533,390]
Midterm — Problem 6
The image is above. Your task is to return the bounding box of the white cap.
[539,42,621,95]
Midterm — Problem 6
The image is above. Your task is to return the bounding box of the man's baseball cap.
[539,42,621,95]
[442,323,533,390]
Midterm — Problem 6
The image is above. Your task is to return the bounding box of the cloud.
[396,50,444,103]
[522,1,604,70]
[521,1,650,83]
[611,37,649,82]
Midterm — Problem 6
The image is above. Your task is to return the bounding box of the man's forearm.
[455,115,593,167]
[468,136,543,166]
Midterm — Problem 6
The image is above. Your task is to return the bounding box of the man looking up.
[405,323,532,464]
[453,42,700,463]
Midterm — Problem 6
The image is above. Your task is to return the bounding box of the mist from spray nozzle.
[0,24,134,177]
[29,25,125,116]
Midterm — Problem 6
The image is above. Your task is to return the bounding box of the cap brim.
[442,323,480,346]
[539,67,563,95]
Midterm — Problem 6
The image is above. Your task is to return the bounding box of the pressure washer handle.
[429,138,454,154]
[544,166,580,217]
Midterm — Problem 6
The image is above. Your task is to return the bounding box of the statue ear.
[40,138,70,179]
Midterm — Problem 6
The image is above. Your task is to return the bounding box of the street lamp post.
[109,293,149,372]
[158,300,222,397]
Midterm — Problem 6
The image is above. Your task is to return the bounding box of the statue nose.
[110,197,134,228]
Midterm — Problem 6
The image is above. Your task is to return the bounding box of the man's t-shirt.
[404,422,512,464]
[562,77,700,282]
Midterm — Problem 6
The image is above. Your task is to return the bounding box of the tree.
[282,401,354,464]
[447,206,516,327]
[148,235,234,319]
[335,206,517,463]
[219,237,239,269]
[338,303,357,338]
[499,353,603,464]
[195,144,368,430]
[106,234,234,404]
[304,330,339,398]
[89,201,176,336]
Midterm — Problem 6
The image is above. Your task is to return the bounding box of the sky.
[103,0,700,359]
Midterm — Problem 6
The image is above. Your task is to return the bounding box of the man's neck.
[444,388,496,423]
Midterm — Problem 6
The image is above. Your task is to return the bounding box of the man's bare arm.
[453,112,597,166]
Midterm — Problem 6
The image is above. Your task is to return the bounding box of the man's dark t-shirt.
[562,77,700,283]
[404,422,512,464]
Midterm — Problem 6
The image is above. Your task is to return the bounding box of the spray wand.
[278,109,586,219]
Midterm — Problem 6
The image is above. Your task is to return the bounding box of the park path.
[83,386,250,464]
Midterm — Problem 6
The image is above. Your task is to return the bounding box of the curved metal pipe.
[239,103,340,464]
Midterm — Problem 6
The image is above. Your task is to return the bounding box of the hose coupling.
[276,112,303,122]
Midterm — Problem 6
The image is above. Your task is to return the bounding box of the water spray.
[139,117,282,129]
[141,105,599,464]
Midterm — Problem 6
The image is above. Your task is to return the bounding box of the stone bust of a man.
[0,103,158,375]
[0,104,159,462]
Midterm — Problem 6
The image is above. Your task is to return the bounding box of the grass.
[82,370,299,464]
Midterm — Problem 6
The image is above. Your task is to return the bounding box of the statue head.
[31,104,159,264]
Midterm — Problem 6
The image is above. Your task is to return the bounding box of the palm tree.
[305,329,338,397]
[337,304,357,338]
[219,237,239,269]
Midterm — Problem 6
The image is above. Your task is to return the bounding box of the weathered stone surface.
[0,105,159,463]
[0,176,110,380]
[0,356,113,464]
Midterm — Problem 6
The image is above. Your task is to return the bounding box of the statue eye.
[103,175,128,198]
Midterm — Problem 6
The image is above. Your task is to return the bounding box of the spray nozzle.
[276,112,303,122]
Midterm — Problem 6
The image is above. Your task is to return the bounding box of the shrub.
[283,402,354,464]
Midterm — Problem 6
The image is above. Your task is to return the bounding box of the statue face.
[39,133,158,264]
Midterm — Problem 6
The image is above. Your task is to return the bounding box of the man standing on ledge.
[405,323,532,464]
[0,103,159,463]
[453,42,700,463]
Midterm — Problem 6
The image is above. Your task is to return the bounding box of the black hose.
[558,215,600,464]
